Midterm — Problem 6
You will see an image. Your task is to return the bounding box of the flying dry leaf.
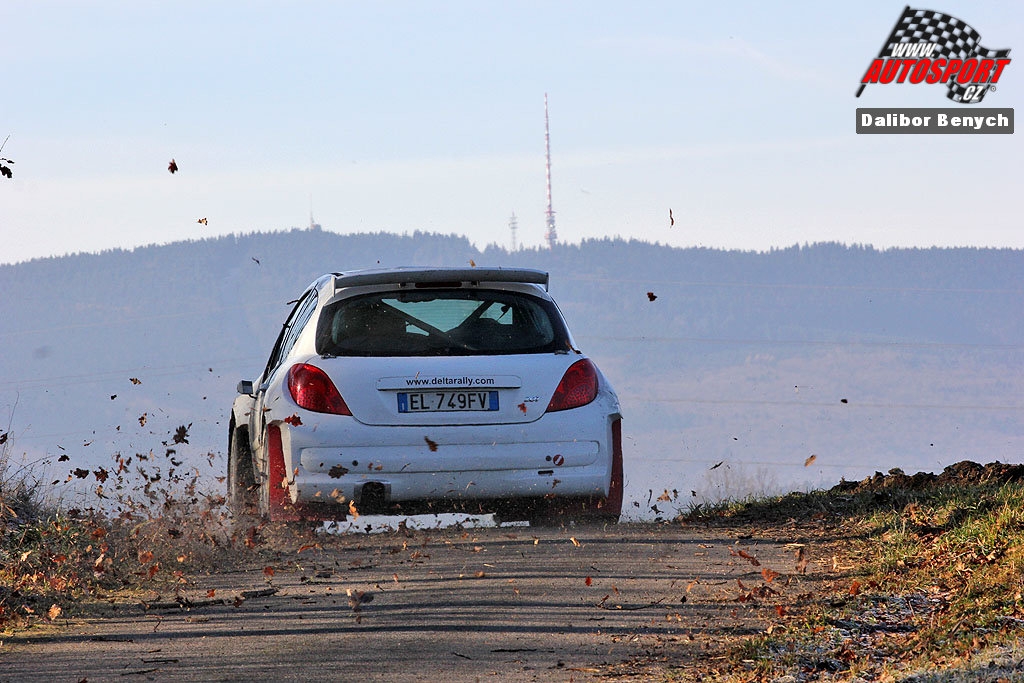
[284,414,302,426]
[709,461,724,470]
[424,436,438,452]
[761,567,780,583]
[570,537,581,547]
[585,576,593,586]
[93,467,109,483]
[346,588,373,609]
[646,291,657,302]
[776,605,788,617]
[849,580,861,596]
[330,488,346,504]
[730,548,761,567]
[206,589,216,598]
[47,604,62,620]
[58,454,70,462]
[130,377,142,385]
[263,566,275,578]
[197,217,208,225]
[517,402,528,414]
[795,546,809,574]
[138,413,148,427]
[669,208,674,227]
[0,432,8,445]
[328,465,348,478]
[73,468,90,479]
[805,454,818,467]
[840,398,848,404]
[173,424,190,444]
[469,259,476,267]
[252,256,261,265]
[657,489,672,502]
[147,563,160,579]
[348,499,360,519]
[347,588,373,622]
[0,138,12,180]
[168,158,178,173]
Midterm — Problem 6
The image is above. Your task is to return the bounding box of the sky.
[1,1,1022,265]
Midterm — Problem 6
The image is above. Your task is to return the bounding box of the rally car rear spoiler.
[332,267,549,292]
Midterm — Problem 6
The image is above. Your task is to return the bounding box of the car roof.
[330,267,549,292]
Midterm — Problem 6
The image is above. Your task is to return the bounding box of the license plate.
[397,391,499,413]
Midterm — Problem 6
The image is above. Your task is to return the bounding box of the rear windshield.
[316,289,569,357]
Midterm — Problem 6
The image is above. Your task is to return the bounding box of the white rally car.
[228,267,623,525]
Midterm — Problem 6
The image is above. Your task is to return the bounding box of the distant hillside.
[1,230,1021,516]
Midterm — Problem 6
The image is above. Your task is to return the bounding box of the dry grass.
[0,420,266,631]
[678,463,1024,681]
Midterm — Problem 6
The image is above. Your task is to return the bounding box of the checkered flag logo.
[858,6,1011,102]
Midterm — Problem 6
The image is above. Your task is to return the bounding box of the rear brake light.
[546,359,599,412]
[287,363,352,415]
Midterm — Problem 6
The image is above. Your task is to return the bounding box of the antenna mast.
[544,93,558,249]
[509,212,519,251]
[308,194,321,231]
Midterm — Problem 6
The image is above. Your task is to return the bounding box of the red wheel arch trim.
[603,417,624,516]
[266,423,341,523]
[266,424,298,521]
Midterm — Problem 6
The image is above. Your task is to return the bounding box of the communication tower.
[509,212,519,251]
[309,195,322,231]
[544,93,558,249]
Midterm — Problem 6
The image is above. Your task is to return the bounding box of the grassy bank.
[679,462,1024,681]
[0,425,239,632]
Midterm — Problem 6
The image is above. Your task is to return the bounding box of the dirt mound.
[831,460,1024,494]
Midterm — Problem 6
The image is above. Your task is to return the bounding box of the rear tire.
[227,421,257,516]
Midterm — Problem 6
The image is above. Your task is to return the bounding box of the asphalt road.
[0,521,823,682]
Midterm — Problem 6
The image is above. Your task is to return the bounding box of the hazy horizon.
[5,225,1024,269]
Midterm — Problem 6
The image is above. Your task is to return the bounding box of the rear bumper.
[271,397,620,514]
[297,439,602,501]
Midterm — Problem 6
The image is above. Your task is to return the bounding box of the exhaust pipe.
[357,481,391,513]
